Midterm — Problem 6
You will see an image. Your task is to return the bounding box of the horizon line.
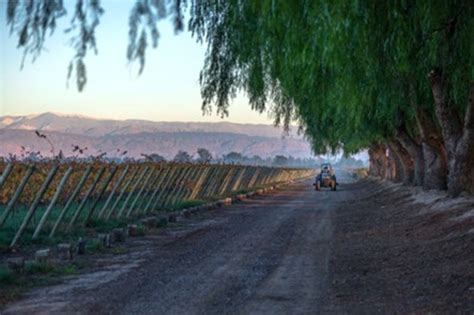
[0,111,302,128]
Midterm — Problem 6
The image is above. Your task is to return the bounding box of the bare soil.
[2,178,473,314]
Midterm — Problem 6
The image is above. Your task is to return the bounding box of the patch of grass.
[55,264,77,276]
[135,225,146,236]
[25,261,55,274]
[0,266,15,285]
[235,187,257,195]
[171,199,206,210]
[85,239,105,254]
[85,218,129,233]
[25,261,78,276]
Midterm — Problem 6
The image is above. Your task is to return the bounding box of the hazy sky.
[0,0,273,124]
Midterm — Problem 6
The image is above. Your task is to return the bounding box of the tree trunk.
[395,125,424,186]
[390,139,414,185]
[414,108,448,190]
[448,83,474,195]
[387,141,403,183]
[368,143,388,178]
[428,69,474,195]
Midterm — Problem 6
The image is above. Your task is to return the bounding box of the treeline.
[143,149,323,168]
[3,146,323,168]
[187,1,473,196]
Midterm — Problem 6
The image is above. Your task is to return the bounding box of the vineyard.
[0,161,314,248]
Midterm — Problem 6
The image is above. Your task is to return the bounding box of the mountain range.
[0,112,313,159]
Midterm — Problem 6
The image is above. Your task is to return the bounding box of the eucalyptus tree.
[5,0,474,194]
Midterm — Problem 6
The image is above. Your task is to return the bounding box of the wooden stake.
[32,166,73,239]
[10,164,59,247]
[49,165,92,238]
[97,165,129,219]
[0,162,14,188]
[0,164,35,227]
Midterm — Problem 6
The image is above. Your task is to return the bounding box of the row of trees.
[6,1,473,195]
[187,1,473,195]
[145,149,324,167]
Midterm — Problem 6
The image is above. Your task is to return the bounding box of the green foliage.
[25,261,55,274]
[0,266,14,285]
[171,199,205,210]
[190,0,473,155]
[85,239,105,254]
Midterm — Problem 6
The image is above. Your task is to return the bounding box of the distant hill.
[0,113,313,159]
[0,112,303,138]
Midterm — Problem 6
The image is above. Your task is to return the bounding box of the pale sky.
[0,0,273,124]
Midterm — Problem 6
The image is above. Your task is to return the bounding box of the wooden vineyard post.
[117,166,149,218]
[220,167,239,197]
[236,167,251,191]
[0,164,35,227]
[84,166,118,223]
[0,162,14,188]
[189,166,210,200]
[259,167,270,186]
[10,164,59,247]
[106,166,141,219]
[217,167,236,196]
[231,167,247,192]
[126,168,156,217]
[135,167,164,212]
[67,166,106,230]
[257,168,268,186]
[168,166,197,207]
[161,166,187,208]
[178,167,205,202]
[268,169,278,184]
[198,166,219,200]
[164,166,193,208]
[32,166,73,239]
[213,166,229,196]
[49,165,92,238]
[199,166,219,199]
[142,166,172,213]
[211,167,231,197]
[152,166,183,210]
[97,165,130,219]
[239,166,254,189]
[248,168,260,188]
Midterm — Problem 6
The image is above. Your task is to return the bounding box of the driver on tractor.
[316,164,337,183]
[314,163,338,191]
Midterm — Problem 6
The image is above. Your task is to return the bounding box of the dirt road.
[3,177,473,314]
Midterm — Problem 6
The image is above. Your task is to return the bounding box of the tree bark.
[397,140,415,184]
[448,83,474,195]
[395,124,424,186]
[414,108,448,190]
[368,143,388,178]
[428,68,474,195]
[386,141,403,183]
[427,68,463,160]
